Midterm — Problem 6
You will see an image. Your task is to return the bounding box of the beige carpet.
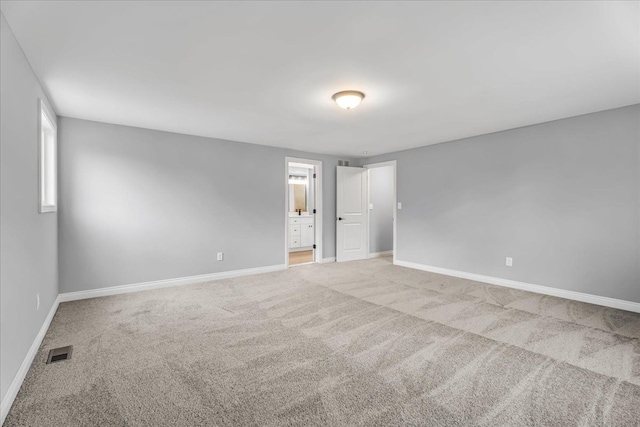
[5,257,640,426]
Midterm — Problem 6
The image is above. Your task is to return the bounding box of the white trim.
[1,295,61,425]
[58,264,285,303]
[38,99,57,214]
[363,160,397,168]
[322,257,336,263]
[369,250,393,258]
[285,157,323,268]
[363,160,397,264]
[394,260,640,313]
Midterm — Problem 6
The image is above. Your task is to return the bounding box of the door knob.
[338,217,343,221]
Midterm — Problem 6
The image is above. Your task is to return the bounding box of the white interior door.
[336,166,368,262]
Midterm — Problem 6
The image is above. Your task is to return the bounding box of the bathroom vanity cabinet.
[289,216,314,249]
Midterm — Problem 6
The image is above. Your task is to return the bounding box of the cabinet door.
[301,223,314,247]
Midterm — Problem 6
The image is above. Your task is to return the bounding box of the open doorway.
[364,161,396,262]
[285,157,323,267]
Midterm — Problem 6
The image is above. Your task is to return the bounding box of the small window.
[39,100,57,213]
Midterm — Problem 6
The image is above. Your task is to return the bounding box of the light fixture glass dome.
[332,90,365,110]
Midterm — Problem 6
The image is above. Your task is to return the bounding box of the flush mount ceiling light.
[332,90,365,110]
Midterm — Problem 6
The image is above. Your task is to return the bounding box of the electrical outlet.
[506,257,513,267]
[36,293,40,310]
[217,252,224,261]
[397,202,402,210]
[369,203,374,210]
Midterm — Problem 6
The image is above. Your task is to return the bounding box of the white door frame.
[363,160,397,264]
[285,156,323,268]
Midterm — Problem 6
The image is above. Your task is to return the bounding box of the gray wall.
[0,14,58,402]
[365,105,640,303]
[367,165,394,253]
[58,117,351,293]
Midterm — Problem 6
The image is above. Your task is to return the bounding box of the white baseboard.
[322,257,336,263]
[1,295,61,425]
[394,260,640,313]
[59,264,286,303]
[369,250,393,258]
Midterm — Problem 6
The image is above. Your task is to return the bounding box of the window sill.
[39,205,57,213]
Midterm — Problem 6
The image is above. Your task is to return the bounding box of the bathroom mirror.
[288,164,313,213]
[292,184,307,212]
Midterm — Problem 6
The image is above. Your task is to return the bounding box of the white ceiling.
[2,1,639,157]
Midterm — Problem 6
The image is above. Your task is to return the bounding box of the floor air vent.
[46,346,73,364]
